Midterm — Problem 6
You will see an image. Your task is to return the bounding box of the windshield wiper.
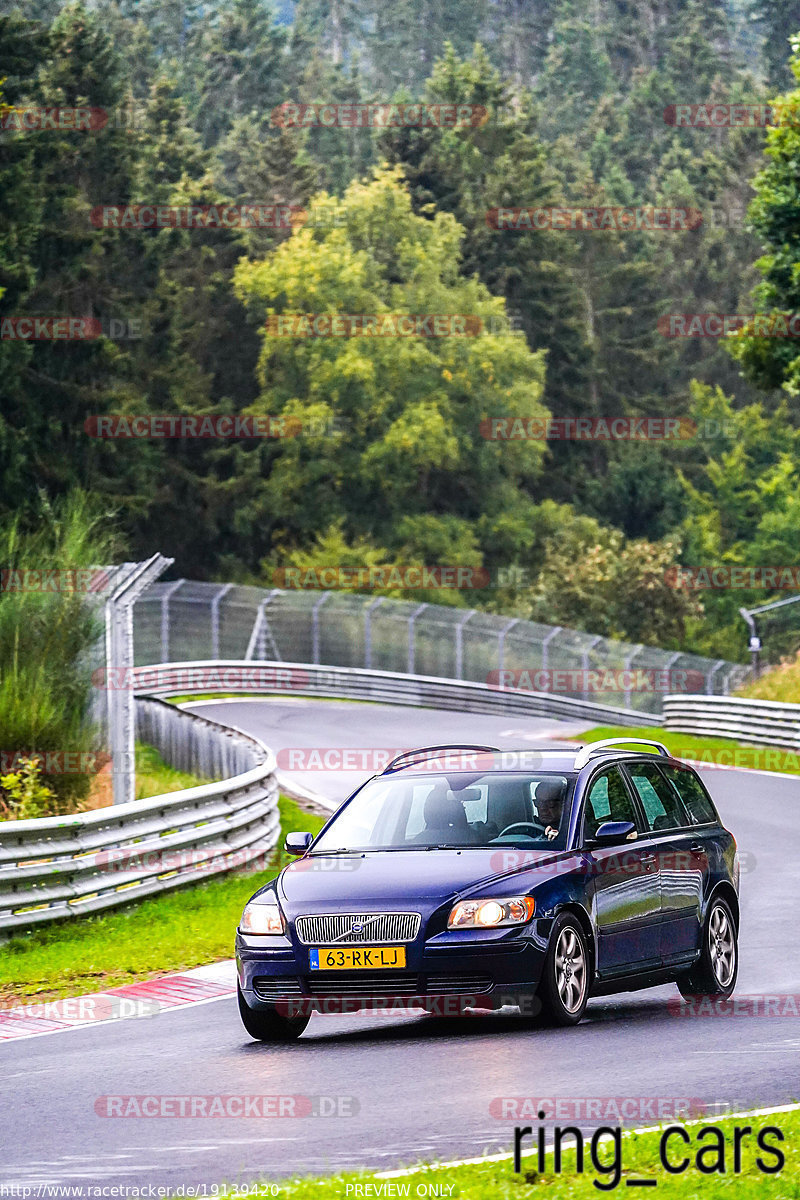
[423,844,474,850]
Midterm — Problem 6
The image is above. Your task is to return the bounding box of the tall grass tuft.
[0,492,120,814]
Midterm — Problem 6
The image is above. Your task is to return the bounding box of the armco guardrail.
[663,694,800,750]
[0,699,279,935]
[130,660,663,726]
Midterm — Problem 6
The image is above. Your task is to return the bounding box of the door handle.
[639,853,657,867]
[689,843,705,854]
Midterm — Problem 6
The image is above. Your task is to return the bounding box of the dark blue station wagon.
[236,738,740,1040]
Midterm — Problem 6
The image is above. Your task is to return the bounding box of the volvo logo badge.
[351,922,364,933]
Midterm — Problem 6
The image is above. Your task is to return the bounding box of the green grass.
[134,742,209,798]
[0,795,326,1006]
[250,1108,800,1198]
[571,726,800,775]
[736,654,800,703]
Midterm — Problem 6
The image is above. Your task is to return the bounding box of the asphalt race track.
[2,699,799,1189]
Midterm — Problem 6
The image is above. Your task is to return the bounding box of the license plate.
[308,946,406,970]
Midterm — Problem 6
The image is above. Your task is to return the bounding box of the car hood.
[275,847,571,909]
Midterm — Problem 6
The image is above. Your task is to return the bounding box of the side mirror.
[284,831,313,855]
[591,820,636,846]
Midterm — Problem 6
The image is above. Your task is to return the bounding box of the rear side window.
[626,762,690,832]
[660,765,718,826]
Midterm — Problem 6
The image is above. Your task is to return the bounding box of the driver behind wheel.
[534,779,565,841]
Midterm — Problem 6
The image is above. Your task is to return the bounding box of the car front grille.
[426,973,493,994]
[306,972,422,997]
[294,912,421,945]
[253,977,304,1001]
[253,971,494,1002]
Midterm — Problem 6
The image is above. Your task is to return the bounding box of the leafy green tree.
[750,0,800,88]
[528,513,702,647]
[728,40,800,407]
[233,166,549,581]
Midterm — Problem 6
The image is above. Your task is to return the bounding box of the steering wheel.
[496,821,546,839]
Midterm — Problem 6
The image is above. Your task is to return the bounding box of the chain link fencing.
[132,582,751,716]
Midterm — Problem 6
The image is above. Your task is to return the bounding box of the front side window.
[582,767,639,841]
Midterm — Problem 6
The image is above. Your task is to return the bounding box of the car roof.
[378,739,679,778]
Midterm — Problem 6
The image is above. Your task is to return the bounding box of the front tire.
[537,913,590,1026]
[237,984,310,1042]
[678,896,738,1000]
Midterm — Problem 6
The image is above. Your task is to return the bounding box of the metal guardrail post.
[408,604,427,675]
[364,597,384,670]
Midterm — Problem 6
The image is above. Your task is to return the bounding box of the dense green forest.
[3,0,800,662]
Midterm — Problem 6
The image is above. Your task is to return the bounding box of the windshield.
[311,772,575,852]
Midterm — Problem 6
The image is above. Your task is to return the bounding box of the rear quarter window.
[660,765,718,825]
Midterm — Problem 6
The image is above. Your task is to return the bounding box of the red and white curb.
[0,958,237,1042]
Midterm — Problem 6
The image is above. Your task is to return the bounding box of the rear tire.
[537,913,590,1026]
[237,984,310,1041]
[677,897,738,1000]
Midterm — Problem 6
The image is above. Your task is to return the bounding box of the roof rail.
[573,738,670,770]
[381,744,500,774]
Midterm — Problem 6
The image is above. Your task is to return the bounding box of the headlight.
[447,896,535,929]
[239,901,285,935]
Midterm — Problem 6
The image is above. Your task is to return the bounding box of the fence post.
[707,658,726,695]
[408,603,427,674]
[581,635,602,700]
[497,617,519,674]
[364,597,384,669]
[210,583,233,659]
[455,610,476,681]
[541,626,562,673]
[623,645,644,709]
[311,592,331,664]
[246,589,283,661]
[160,579,183,663]
[108,555,172,805]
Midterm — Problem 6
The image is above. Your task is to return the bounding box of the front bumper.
[236,918,551,1017]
